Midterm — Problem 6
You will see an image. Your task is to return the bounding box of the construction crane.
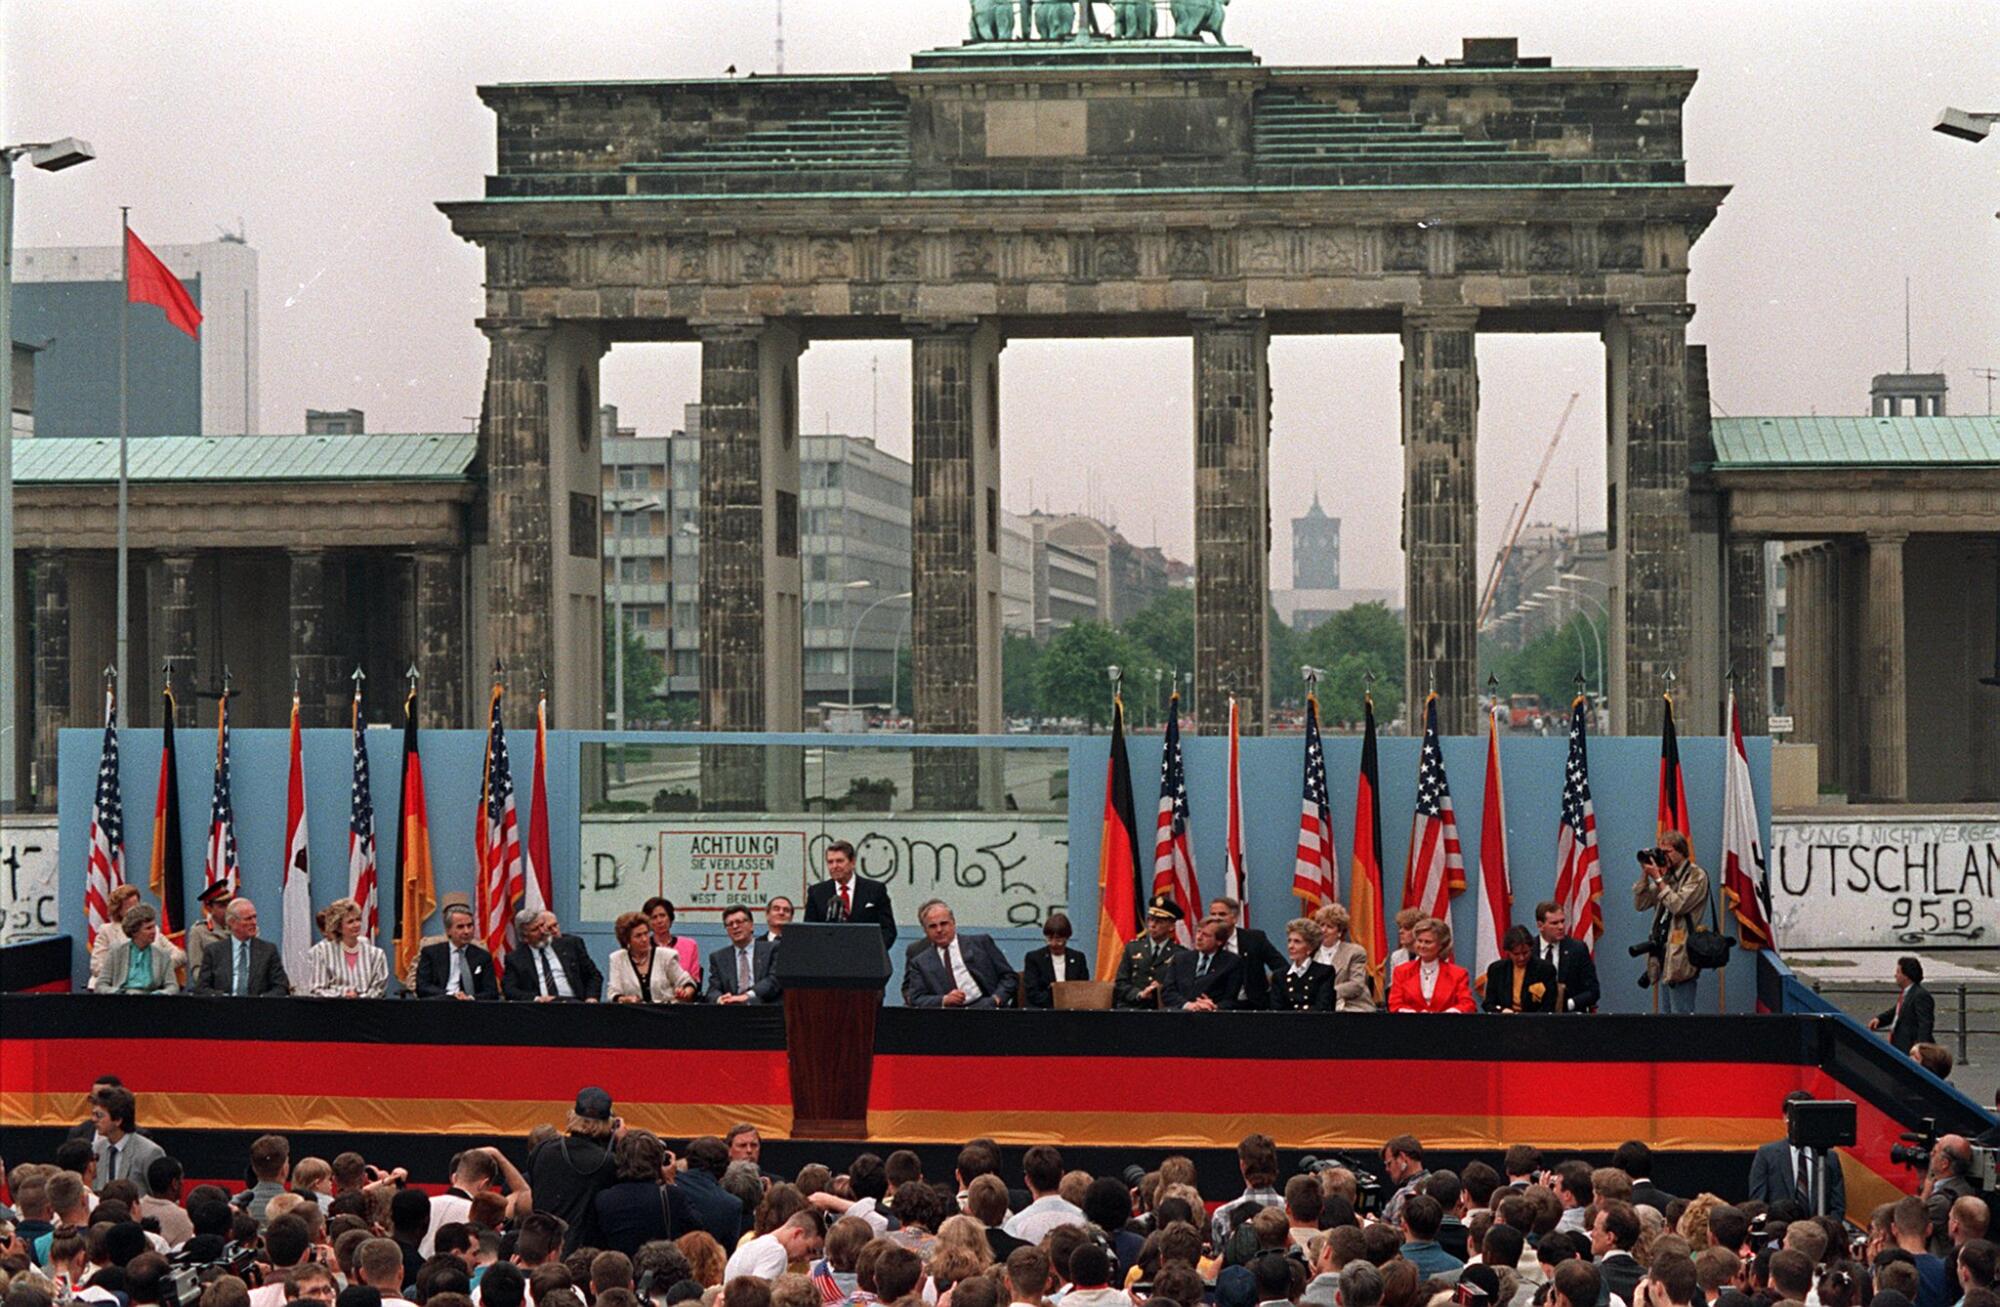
[1477,391,1582,628]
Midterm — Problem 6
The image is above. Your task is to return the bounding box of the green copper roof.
[15,433,478,484]
[1709,416,2000,469]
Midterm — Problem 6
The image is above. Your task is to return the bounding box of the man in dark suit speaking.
[803,840,897,951]
[1868,956,1936,1053]
[903,899,1017,1008]
[192,896,291,997]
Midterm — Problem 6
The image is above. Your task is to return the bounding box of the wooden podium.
[774,923,891,1138]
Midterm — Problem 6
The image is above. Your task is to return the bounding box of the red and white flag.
[522,691,553,918]
[1291,694,1337,911]
[347,684,380,939]
[1721,689,1774,951]
[281,694,313,982]
[1472,703,1512,988]
[1553,695,1604,949]
[85,686,127,948]
[1223,696,1248,924]
[476,684,524,962]
[1403,693,1464,922]
[1151,693,1200,946]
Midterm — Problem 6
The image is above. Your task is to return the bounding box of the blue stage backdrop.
[56,726,1770,1013]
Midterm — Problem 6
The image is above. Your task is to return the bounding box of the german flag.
[1349,693,1388,991]
[1093,695,1143,982]
[147,687,185,941]
[394,687,437,978]
[1657,692,1692,859]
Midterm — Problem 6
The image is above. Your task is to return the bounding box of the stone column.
[413,551,466,728]
[1861,531,1909,801]
[697,320,804,810]
[1193,311,1271,736]
[1782,548,1819,779]
[1607,303,1695,735]
[1401,307,1479,735]
[287,549,339,727]
[910,319,1002,809]
[152,553,197,723]
[1725,534,1769,734]
[1966,539,2000,801]
[481,322,555,706]
[29,554,70,811]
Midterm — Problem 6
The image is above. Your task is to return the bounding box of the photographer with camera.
[1630,832,1709,1014]
[1920,1135,1981,1257]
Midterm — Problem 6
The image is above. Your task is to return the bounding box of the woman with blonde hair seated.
[606,911,697,1003]
[1311,903,1376,1012]
[305,897,390,997]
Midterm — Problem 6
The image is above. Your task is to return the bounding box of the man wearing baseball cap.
[527,1087,621,1253]
[1114,894,1187,1009]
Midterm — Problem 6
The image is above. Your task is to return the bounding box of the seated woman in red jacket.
[1388,916,1476,1013]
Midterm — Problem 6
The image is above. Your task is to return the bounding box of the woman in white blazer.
[305,898,390,998]
[606,911,697,1003]
[1312,902,1377,1012]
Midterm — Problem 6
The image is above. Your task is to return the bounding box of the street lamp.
[1933,108,1999,144]
[2,136,96,812]
[604,494,660,735]
[1548,584,1605,699]
[846,587,910,710]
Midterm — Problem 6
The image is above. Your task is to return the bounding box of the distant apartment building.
[306,408,365,435]
[11,236,259,436]
[1023,510,1167,626]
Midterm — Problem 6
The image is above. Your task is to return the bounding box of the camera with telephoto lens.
[1296,1152,1386,1215]
[1890,1118,1939,1170]
[164,1240,262,1307]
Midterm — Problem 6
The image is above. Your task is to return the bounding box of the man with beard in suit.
[903,899,1019,1009]
[1162,919,1242,1011]
[1207,896,1284,1009]
[1534,901,1601,1012]
[804,840,898,951]
[503,908,604,1001]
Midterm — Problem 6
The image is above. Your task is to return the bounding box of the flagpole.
[117,207,130,703]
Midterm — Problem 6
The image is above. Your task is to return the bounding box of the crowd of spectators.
[2,1083,1993,1307]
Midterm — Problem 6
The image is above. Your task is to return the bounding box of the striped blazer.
[304,940,391,998]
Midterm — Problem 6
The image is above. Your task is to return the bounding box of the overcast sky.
[8,0,1997,594]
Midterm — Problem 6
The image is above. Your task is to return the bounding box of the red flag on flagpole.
[1224,697,1247,924]
[125,229,202,338]
[1722,690,1774,950]
[524,692,553,916]
[281,695,313,982]
[1472,703,1512,990]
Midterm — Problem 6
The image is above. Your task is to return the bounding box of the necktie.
[737,947,752,994]
[234,941,249,995]
[1197,955,1210,978]
[838,881,852,920]
[539,946,560,997]
[1795,1149,1812,1206]
[451,947,465,994]
[1545,942,1557,966]
[108,1143,120,1181]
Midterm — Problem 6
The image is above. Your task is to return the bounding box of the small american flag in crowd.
[1152,694,1199,947]
[1403,693,1463,920]
[1553,696,1604,948]
[204,693,240,892]
[1291,694,1337,911]
[85,686,127,947]
[349,688,380,938]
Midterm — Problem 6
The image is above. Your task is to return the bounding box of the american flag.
[1403,693,1464,920]
[1152,693,1199,947]
[1291,695,1337,911]
[476,685,524,962]
[203,694,240,892]
[85,687,126,948]
[348,688,380,939]
[1553,695,1604,949]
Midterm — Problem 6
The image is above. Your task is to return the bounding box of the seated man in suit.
[1534,900,1601,1012]
[902,899,1018,1009]
[414,903,500,999]
[804,840,898,951]
[708,903,781,1005]
[1115,894,1186,1009]
[193,896,291,997]
[1160,920,1241,1011]
[1483,925,1559,1013]
[1746,1090,1846,1220]
[91,905,181,995]
[503,908,603,1001]
[1021,911,1091,1009]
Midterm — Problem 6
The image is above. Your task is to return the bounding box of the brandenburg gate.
[440,8,1729,767]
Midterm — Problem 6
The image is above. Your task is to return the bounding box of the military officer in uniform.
[1115,894,1186,1008]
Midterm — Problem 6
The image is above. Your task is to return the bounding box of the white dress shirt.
[723,1231,791,1283]
[939,938,984,1002]
[1050,951,1069,983]
[531,943,575,998]
[1419,960,1441,1002]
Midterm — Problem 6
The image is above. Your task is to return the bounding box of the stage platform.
[4,983,1991,1215]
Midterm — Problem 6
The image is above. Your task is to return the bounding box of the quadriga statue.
[1112,0,1158,37]
[1171,0,1229,41]
[1033,1,1077,38]
[968,0,1018,41]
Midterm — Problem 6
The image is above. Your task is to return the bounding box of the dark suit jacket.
[414,941,500,999]
[1269,962,1335,1011]
[1160,948,1242,1010]
[674,1168,746,1246]
[1543,935,1601,1011]
[1745,1139,1845,1220]
[192,936,290,996]
[1482,958,1560,1013]
[804,875,898,951]
[902,933,1018,1008]
[1877,981,1935,1052]
[1596,1251,1645,1307]
[502,935,604,1001]
[705,937,781,1003]
[1225,927,1286,1009]
[1021,945,1092,1009]
[1630,1179,1679,1212]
